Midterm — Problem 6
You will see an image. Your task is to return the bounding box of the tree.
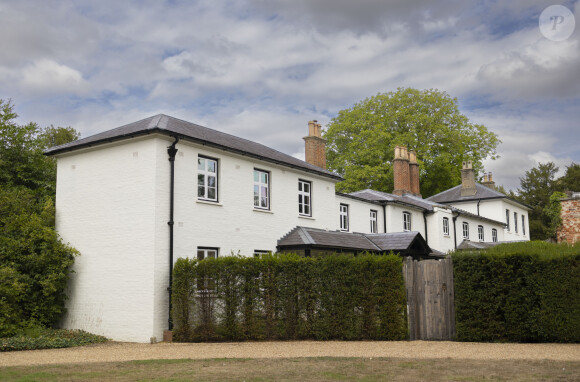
[324,88,500,197]
[544,191,567,241]
[0,99,80,336]
[516,162,560,240]
[557,163,580,192]
[0,99,79,198]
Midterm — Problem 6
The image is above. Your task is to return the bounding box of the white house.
[46,114,528,342]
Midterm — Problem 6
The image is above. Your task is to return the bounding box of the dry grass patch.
[0,357,578,381]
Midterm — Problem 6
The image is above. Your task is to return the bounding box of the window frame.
[196,247,219,291]
[506,209,510,231]
[514,212,518,233]
[492,228,498,242]
[339,204,349,231]
[253,169,270,210]
[298,179,312,216]
[197,156,218,202]
[522,215,526,235]
[403,211,412,231]
[462,221,469,240]
[478,225,484,242]
[443,217,450,236]
[370,209,378,234]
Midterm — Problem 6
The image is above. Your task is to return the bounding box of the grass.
[1,357,579,381]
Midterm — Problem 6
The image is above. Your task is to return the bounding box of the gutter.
[383,204,387,233]
[423,211,428,244]
[167,136,179,331]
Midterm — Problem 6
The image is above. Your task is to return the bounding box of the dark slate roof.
[44,114,342,181]
[450,207,507,226]
[347,189,445,211]
[427,183,530,209]
[457,240,526,250]
[277,226,432,255]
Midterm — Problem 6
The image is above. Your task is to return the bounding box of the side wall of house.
[56,137,170,343]
[335,195,384,234]
[171,140,340,258]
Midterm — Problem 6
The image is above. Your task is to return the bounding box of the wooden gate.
[403,256,455,340]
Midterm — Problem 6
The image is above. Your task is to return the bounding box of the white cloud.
[20,59,90,95]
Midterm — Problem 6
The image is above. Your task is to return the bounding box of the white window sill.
[443,234,450,237]
[197,199,222,207]
[299,215,315,220]
[253,208,273,214]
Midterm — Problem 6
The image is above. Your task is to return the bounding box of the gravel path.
[1,341,580,367]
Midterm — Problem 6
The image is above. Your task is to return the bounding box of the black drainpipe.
[422,211,428,244]
[477,199,481,216]
[382,203,387,233]
[167,136,179,331]
[452,213,459,249]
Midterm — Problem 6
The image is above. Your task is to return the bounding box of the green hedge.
[172,253,407,341]
[453,241,580,343]
[1,329,108,352]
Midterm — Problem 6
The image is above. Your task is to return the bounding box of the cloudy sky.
[1,0,578,191]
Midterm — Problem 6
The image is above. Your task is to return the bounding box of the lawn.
[1,357,579,381]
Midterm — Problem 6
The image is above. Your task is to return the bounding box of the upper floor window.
[198,156,218,201]
[492,228,498,242]
[253,169,270,209]
[403,212,412,231]
[443,217,450,236]
[478,225,484,242]
[463,222,469,240]
[506,209,510,231]
[298,179,311,216]
[514,212,518,233]
[370,210,378,233]
[522,215,526,235]
[340,204,349,231]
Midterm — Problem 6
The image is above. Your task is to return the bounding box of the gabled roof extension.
[427,183,530,210]
[347,189,446,211]
[277,226,434,258]
[44,114,343,181]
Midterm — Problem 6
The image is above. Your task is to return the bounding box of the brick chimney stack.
[409,150,421,197]
[393,146,411,196]
[460,161,477,196]
[482,172,496,190]
[303,120,326,169]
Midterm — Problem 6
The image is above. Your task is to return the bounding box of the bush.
[0,328,108,352]
[172,253,407,342]
[0,185,78,337]
[453,241,580,342]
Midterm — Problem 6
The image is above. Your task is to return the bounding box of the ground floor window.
[492,228,498,242]
[340,204,349,231]
[403,211,412,231]
[478,225,484,242]
[443,217,449,236]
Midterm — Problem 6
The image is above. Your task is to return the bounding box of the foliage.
[557,163,580,192]
[453,241,580,343]
[545,191,567,240]
[0,99,81,337]
[172,253,407,342]
[0,185,79,337]
[324,88,500,197]
[515,162,560,240]
[0,328,107,352]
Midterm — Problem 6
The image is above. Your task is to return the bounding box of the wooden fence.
[403,256,455,340]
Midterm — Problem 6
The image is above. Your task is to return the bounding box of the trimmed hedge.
[172,253,407,341]
[453,241,580,343]
[1,329,108,352]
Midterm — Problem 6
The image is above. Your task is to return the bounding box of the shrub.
[453,241,580,342]
[172,253,407,342]
[0,328,108,352]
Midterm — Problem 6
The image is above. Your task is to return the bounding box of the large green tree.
[557,163,580,192]
[0,99,80,336]
[516,162,560,240]
[324,88,500,197]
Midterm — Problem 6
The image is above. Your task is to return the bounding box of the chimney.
[409,150,421,197]
[460,161,477,196]
[303,120,326,169]
[393,146,411,196]
[482,172,496,190]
